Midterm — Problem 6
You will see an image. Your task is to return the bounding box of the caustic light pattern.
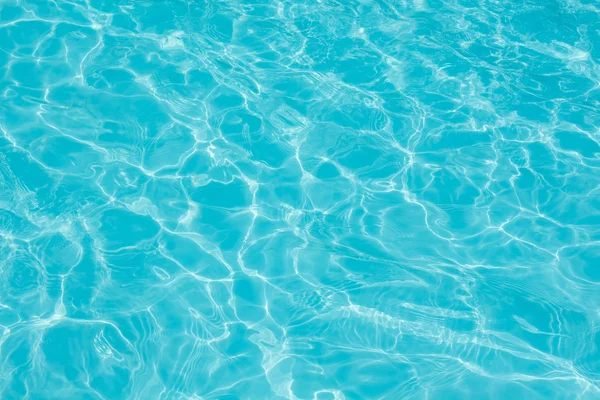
[0,0,600,399]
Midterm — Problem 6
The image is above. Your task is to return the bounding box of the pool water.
[1,0,600,398]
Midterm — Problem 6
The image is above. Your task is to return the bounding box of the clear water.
[1,0,599,398]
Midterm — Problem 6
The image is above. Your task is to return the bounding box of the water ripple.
[1,0,600,398]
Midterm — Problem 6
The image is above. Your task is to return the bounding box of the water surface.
[1,0,600,398]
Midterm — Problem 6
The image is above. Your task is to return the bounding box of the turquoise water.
[1,0,600,398]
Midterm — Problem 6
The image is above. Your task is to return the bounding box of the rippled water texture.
[1,0,600,398]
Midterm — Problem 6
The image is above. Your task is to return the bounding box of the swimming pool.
[0,0,599,398]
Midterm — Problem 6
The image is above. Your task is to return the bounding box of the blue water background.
[1,0,600,398]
